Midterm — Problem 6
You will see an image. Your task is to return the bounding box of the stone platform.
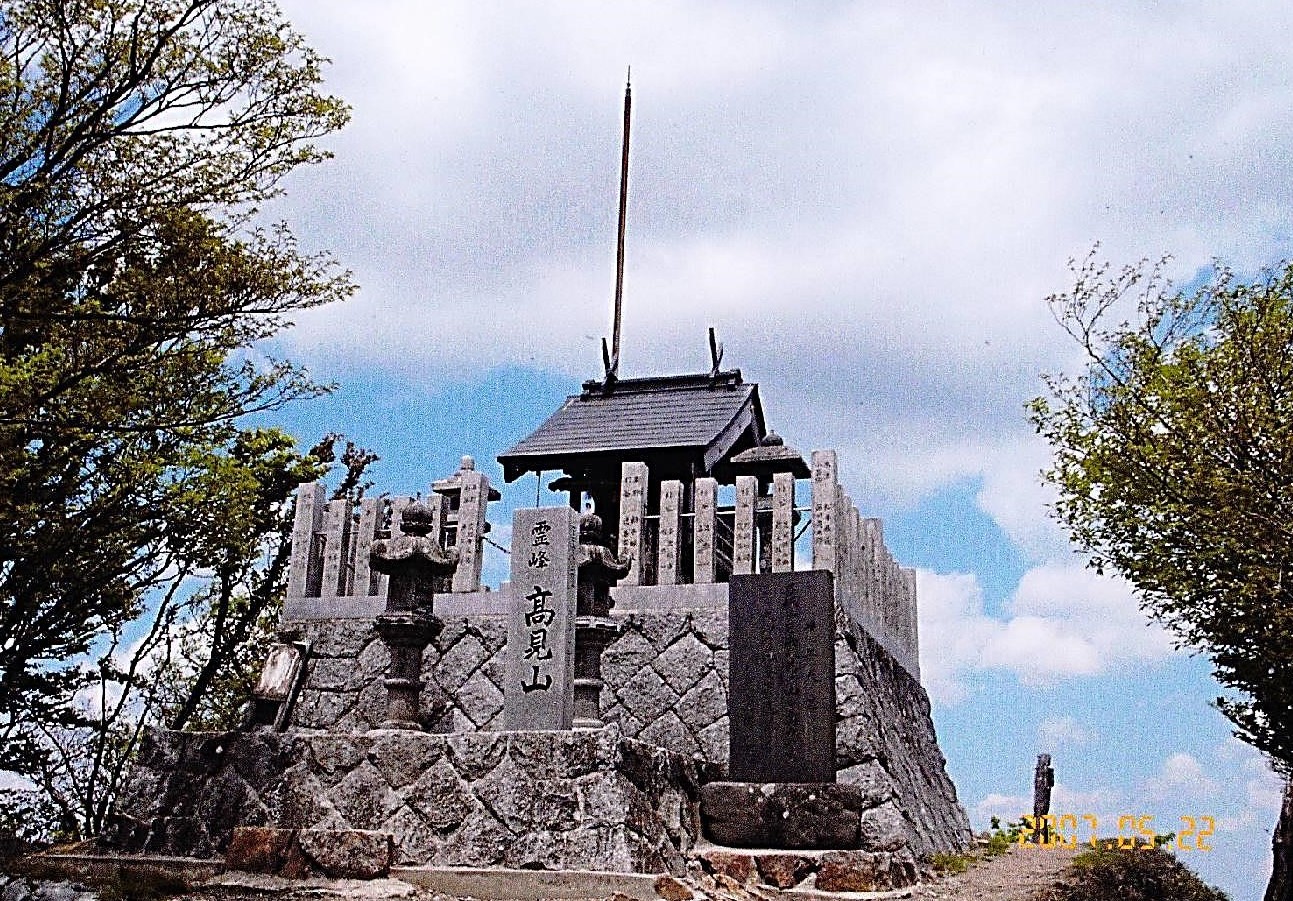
[107,723,701,875]
[700,782,905,851]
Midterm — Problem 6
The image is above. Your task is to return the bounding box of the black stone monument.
[728,569,836,783]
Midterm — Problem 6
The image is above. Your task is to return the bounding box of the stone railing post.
[772,471,795,573]
[840,494,857,600]
[288,482,325,599]
[617,462,648,586]
[375,497,411,598]
[349,496,380,598]
[657,479,682,585]
[452,468,489,593]
[692,477,718,584]
[810,450,838,573]
[903,566,920,677]
[733,475,758,575]
[319,498,350,598]
[865,516,882,625]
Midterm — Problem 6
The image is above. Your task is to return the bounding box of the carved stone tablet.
[504,507,578,731]
[728,570,836,783]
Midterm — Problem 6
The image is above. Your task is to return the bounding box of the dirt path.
[910,846,1078,901]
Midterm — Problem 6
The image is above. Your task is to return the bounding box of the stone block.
[639,710,699,758]
[621,665,676,725]
[676,670,726,733]
[224,826,293,873]
[652,632,711,694]
[814,849,916,892]
[687,609,727,649]
[436,633,487,691]
[328,760,402,829]
[296,828,393,879]
[696,719,729,767]
[815,851,885,892]
[699,782,873,849]
[756,853,815,888]
[457,667,504,727]
[444,731,507,780]
[367,730,444,789]
[702,850,756,883]
[602,626,655,688]
[653,874,694,901]
[859,801,908,852]
[406,760,475,832]
[634,612,690,651]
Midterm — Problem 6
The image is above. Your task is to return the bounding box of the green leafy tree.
[0,0,349,792]
[1031,253,1293,901]
[6,432,373,841]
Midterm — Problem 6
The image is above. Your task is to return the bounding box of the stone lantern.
[369,499,458,730]
[573,512,631,728]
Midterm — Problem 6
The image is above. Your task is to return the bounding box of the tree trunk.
[1266,777,1293,901]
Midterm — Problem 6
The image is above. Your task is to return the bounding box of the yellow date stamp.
[1017,814,1216,851]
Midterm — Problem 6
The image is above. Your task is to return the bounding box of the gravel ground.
[912,846,1079,901]
[3,846,1083,901]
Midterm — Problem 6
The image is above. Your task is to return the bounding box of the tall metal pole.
[610,71,631,380]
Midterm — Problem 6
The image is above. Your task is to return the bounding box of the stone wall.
[282,591,971,858]
[110,724,700,875]
[287,614,510,734]
[834,619,971,857]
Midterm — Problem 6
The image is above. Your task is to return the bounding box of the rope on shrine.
[484,534,511,555]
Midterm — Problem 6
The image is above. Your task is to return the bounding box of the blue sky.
[261,3,1293,896]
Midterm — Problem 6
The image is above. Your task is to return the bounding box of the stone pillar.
[617,462,648,587]
[288,482,325,599]
[452,465,490,594]
[657,479,682,585]
[320,498,350,598]
[692,477,718,584]
[733,475,758,576]
[772,472,795,573]
[810,450,837,573]
[504,507,579,731]
[369,501,457,730]
[1034,753,1055,843]
[834,493,852,606]
[427,491,447,548]
[864,515,881,624]
[352,496,380,598]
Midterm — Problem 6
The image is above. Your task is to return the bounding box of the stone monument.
[503,506,579,730]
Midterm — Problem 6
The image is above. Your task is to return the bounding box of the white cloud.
[266,0,1293,511]
[1038,715,1099,752]
[1142,752,1220,802]
[918,563,1174,703]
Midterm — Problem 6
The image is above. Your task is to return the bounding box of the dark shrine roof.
[498,369,765,482]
